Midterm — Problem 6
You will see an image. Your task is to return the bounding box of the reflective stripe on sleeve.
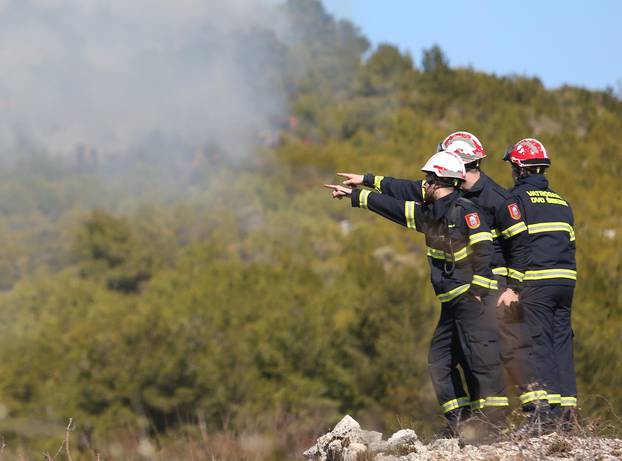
[561,396,577,407]
[501,221,528,238]
[437,284,470,303]
[405,201,416,229]
[490,228,501,239]
[472,275,499,290]
[524,269,577,281]
[547,394,562,405]
[441,396,470,413]
[508,268,525,282]
[359,190,371,209]
[469,231,493,245]
[373,176,384,193]
[492,267,509,276]
[519,390,548,404]
[527,222,575,241]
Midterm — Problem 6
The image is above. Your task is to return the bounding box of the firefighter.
[503,138,577,427]
[438,132,547,411]
[325,151,509,435]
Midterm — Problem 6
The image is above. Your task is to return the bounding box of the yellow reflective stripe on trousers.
[469,231,493,245]
[426,247,445,259]
[561,396,577,407]
[405,201,416,229]
[471,396,509,409]
[373,175,384,193]
[437,284,470,303]
[441,396,470,413]
[472,275,498,290]
[508,268,525,282]
[359,190,371,209]
[524,268,577,281]
[547,394,562,404]
[520,390,548,404]
[501,221,528,238]
[492,267,509,276]
[485,396,509,407]
[528,222,575,241]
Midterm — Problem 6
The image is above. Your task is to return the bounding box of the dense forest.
[0,1,620,459]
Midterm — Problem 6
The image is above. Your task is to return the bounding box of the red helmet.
[503,138,551,167]
[437,131,486,163]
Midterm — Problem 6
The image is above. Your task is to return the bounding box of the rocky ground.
[304,415,622,461]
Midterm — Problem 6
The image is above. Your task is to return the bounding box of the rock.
[386,429,422,454]
[332,415,361,439]
[343,442,367,461]
[304,414,622,461]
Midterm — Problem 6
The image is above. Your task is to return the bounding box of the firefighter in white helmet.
[439,132,547,414]
[325,151,509,436]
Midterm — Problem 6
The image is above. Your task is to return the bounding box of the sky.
[322,0,622,92]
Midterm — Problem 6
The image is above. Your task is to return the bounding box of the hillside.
[0,0,620,459]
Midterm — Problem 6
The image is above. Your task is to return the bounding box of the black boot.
[434,407,471,439]
[515,400,556,437]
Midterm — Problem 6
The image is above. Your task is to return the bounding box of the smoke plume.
[0,0,287,158]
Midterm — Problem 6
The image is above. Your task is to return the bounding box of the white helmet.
[437,131,486,163]
[421,151,466,180]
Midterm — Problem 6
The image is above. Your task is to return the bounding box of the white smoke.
[0,0,287,157]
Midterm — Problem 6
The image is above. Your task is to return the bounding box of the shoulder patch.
[507,203,522,220]
[465,212,481,229]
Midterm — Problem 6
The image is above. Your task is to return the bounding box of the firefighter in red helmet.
[504,138,578,430]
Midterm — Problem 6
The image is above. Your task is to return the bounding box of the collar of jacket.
[431,190,460,221]
[462,171,489,196]
[515,173,549,189]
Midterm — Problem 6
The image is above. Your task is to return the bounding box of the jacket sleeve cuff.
[469,285,487,298]
[363,173,375,188]
[351,188,362,208]
[505,277,523,292]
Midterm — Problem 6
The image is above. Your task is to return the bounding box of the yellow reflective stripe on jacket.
[426,247,445,259]
[508,268,525,282]
[426,246,472,262]
[441,396,470,413]
[437,284,470,303]
[528,222,575,241]
[561,396,577,407]
[469,231,493,245]
[471,396,509,409]
[405,201,416,229]
[492,267,509,276]
[472,275,498,290]
[519,390,548,404]
[373,175,384,193]
[450,245,471,262]
[359,190,371,209]
[547,394,562,404]
[501,221,528,238]
[524,268,577,281]
[490,228,501,239]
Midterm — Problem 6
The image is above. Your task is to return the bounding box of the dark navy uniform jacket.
[351,185,498,302]
[460,172,531,289]
[362,173,530,290]
[509,174,576,287]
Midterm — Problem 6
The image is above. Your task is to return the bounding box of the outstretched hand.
[337,172,364,187]
[323,184,353,200]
